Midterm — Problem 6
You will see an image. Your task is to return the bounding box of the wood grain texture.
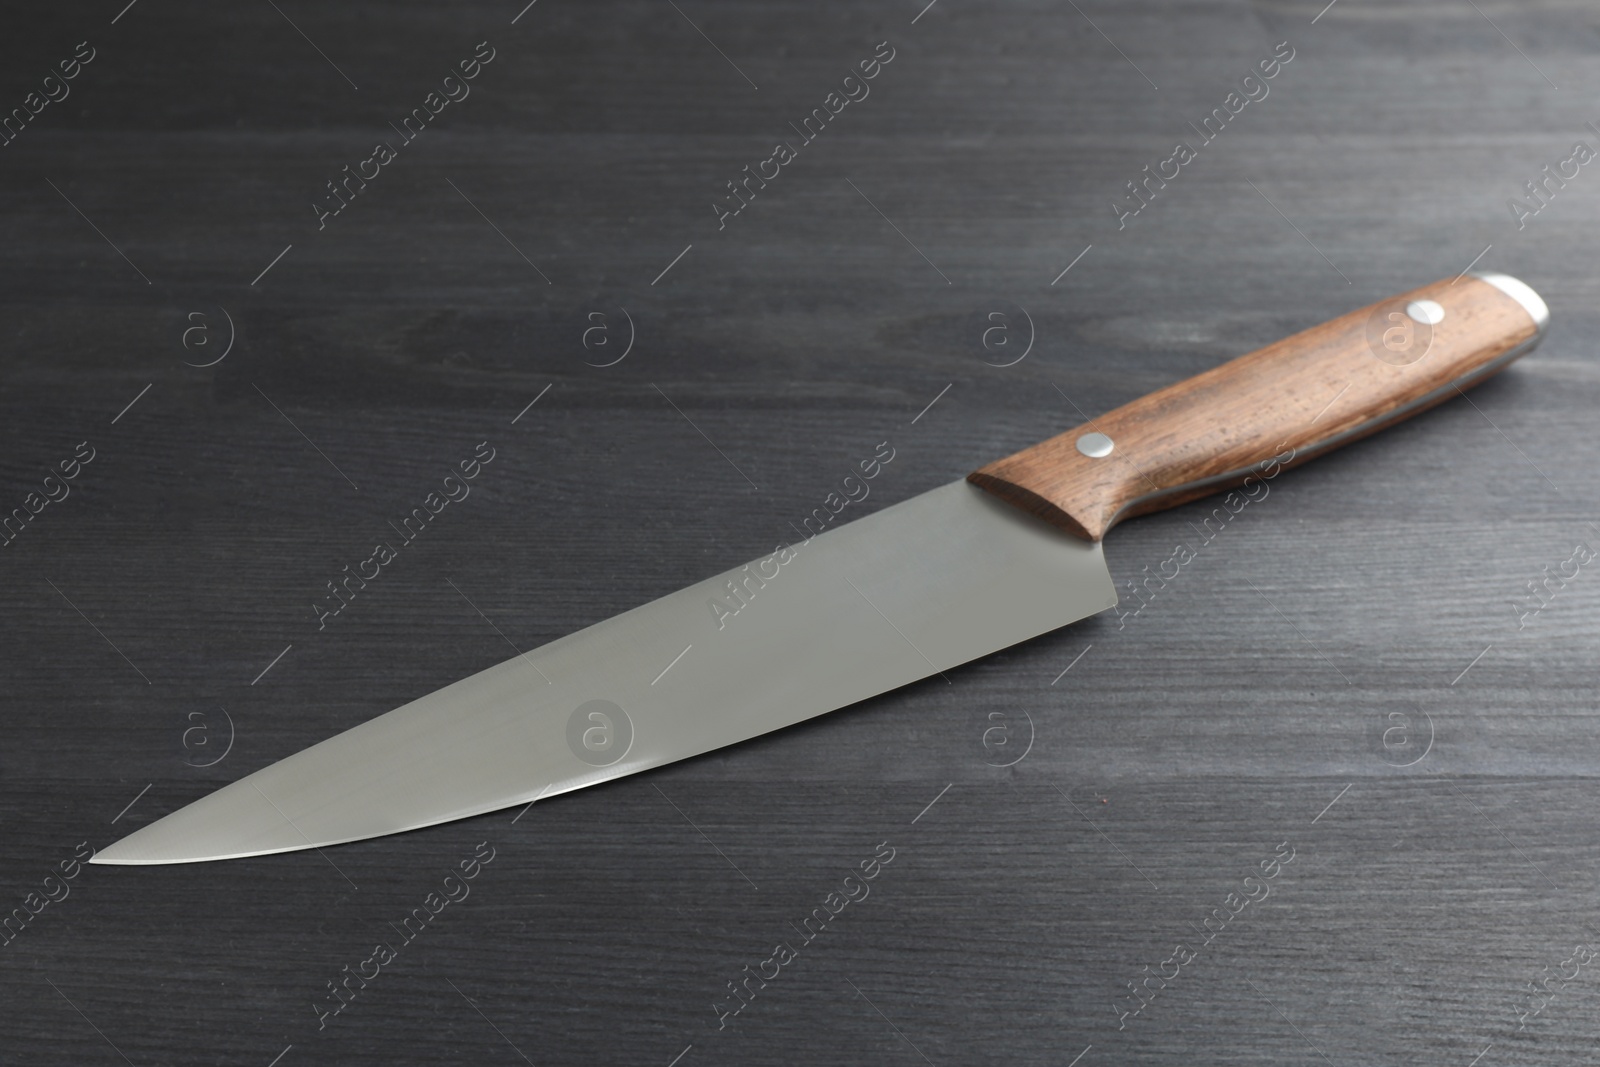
[1,2,1599,1066]
[969,275,1544,540]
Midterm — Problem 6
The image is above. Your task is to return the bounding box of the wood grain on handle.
[968,273,1549,541]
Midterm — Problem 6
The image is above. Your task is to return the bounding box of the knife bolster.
[967,272,1548,541]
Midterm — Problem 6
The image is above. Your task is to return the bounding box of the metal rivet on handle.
[1406,299,1445,325]
[1076,432,1114,458]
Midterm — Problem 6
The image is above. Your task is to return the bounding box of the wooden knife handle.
[968,272,1549,541]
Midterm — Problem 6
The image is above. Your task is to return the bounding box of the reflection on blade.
[93,481,1115,864]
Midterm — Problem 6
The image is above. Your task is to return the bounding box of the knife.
[93,272,1548,865]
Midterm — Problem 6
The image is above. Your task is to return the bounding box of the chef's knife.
[94,272,1548,865]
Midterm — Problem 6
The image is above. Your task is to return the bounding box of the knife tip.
[87,843,147,865]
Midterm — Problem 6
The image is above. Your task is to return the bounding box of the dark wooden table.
[3,1,1597,1064]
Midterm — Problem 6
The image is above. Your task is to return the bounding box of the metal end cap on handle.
[1471,272,1549,336]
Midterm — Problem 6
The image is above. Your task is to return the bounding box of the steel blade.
[93,480,1115,864]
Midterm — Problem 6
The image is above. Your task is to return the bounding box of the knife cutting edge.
[93,272,1548,864]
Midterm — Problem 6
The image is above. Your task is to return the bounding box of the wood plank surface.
[1,1,1598,1065]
